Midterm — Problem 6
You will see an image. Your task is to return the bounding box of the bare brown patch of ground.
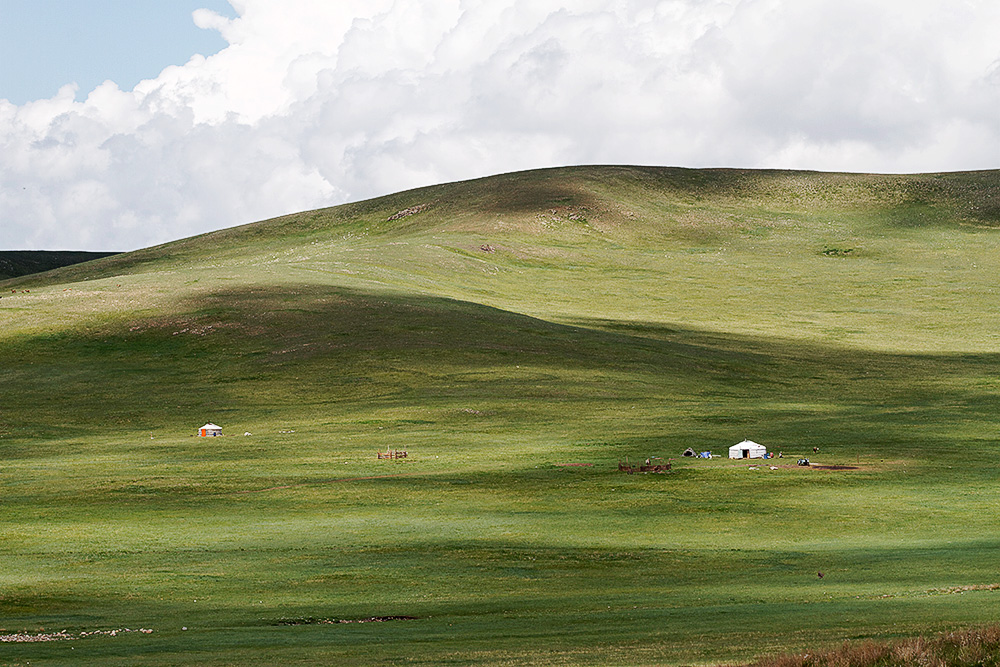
[274,616,416,626]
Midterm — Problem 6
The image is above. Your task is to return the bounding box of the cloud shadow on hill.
[2,283,999,449]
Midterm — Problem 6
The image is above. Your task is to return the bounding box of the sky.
[1,1,998,251]
[0,0,234,105]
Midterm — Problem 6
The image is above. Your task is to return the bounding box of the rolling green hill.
[0,250,119,280]
[2,166,1000,665]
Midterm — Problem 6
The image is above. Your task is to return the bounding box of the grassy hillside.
[1,166,1000,665]
[0,250,119,281]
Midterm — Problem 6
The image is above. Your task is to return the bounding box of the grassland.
[1,166,1000,665]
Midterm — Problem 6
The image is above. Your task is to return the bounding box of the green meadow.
[2,166,1000,665]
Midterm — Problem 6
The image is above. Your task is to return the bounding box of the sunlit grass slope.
[2,166,1000,665]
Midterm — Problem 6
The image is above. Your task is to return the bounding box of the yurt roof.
[731,439,765,449]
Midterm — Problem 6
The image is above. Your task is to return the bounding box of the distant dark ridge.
[0,251,120,281]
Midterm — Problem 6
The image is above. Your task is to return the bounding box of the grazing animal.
[818,572,824,578]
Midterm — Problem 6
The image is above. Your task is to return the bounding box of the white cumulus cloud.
[1,0,998,250]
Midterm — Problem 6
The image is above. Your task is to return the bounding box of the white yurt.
[199,423,223,437]
[729,439,766,459]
